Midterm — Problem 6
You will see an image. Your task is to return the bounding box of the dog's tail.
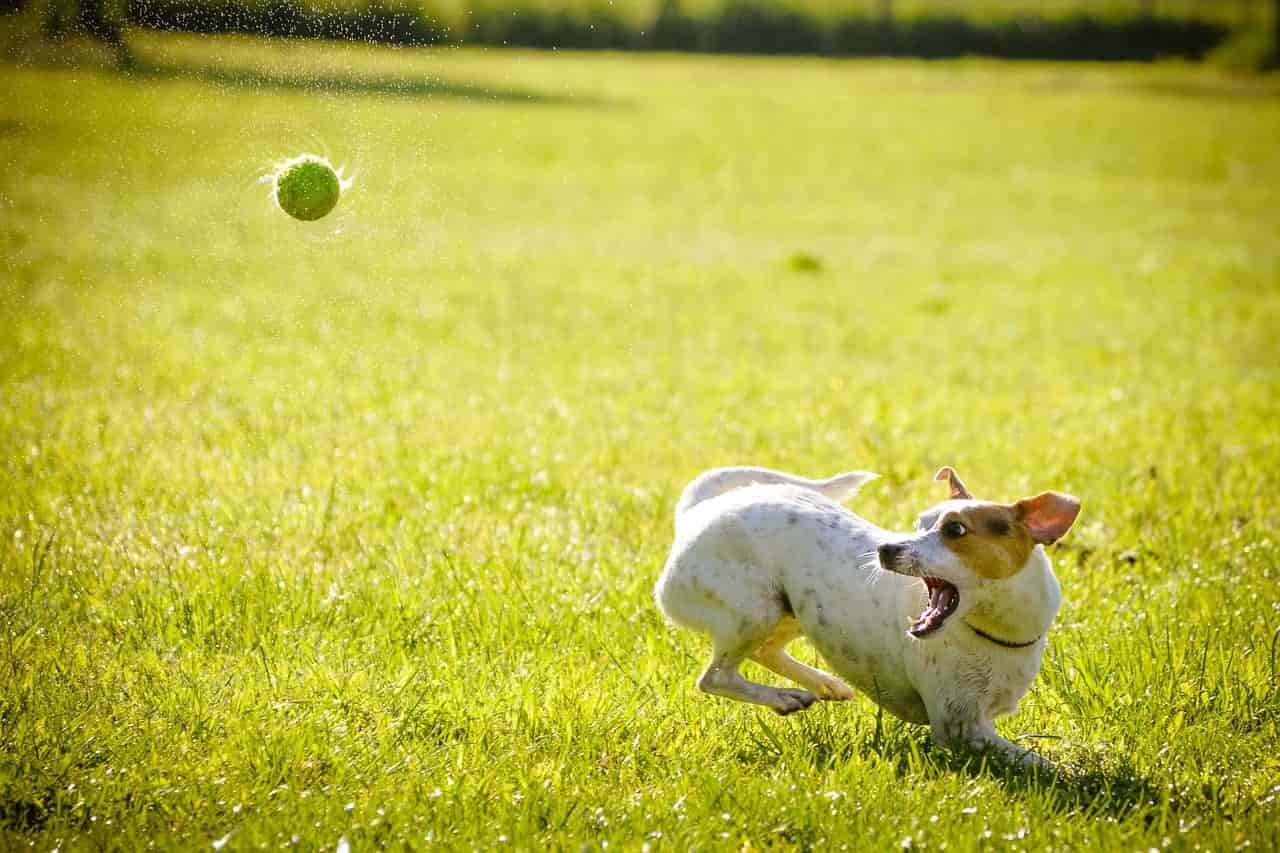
[674,466,878,527]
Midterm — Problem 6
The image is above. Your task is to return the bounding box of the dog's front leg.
[929,715,1051,770]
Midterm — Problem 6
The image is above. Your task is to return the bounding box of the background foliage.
[15,0,1279,61]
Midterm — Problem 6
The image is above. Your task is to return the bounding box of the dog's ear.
[935,466,972,500]
[1014,492,1081,545]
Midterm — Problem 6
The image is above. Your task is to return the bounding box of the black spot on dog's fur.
[777,589,793,615]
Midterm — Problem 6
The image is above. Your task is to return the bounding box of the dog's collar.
[965,621,1040,649]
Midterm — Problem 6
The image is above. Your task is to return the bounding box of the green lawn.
[2,28,1279,851]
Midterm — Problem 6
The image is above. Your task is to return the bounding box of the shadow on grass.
[745,711,1172,824]
[864,732,1174,822]
[1125,77,1280,101]
[1029,74,1280,102]
[119,55,616,108]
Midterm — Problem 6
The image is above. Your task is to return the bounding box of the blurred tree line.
[26,0,122,41]
[12,0,1277,64]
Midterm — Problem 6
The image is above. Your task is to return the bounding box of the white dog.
[655,466,1080,767]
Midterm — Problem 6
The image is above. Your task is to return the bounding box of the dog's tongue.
[910,582,956,636]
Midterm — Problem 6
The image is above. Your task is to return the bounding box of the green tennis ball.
[273,155,342,221]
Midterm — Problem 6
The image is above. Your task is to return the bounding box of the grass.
[2,26,1280,851]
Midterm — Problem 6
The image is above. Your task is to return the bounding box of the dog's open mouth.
[910,576,959,637]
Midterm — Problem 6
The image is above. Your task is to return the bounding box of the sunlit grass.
[1,28,1279,850]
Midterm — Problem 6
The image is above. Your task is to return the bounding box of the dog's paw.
[1014,748,1056,773]
[812,677,856,701]
[770,689,818,716]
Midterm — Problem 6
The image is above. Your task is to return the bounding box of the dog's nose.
[878,542,905,565]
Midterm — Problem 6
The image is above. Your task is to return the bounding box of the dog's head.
[877,467,1080,639]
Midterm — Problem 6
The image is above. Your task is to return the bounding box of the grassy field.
[3,27,1280,851]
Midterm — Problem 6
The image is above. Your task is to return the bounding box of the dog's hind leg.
[659,542,818,715]
[751,619,856,701]
[693,600,818,716]
[698,642,818,716]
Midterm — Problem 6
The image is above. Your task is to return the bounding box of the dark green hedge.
[120,0,1230,61]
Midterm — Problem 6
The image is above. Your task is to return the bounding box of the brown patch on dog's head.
[937,492,1082,579]
[937,504,1036,579]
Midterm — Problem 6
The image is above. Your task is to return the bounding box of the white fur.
[655,467,1063,767]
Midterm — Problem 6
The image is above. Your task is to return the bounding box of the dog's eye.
[943,521,968,538]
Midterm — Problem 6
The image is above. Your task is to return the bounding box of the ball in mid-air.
[273,154,343,221]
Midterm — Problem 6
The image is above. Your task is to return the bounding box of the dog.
[654,465,1080,767]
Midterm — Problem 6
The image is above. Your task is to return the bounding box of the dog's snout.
[878,542,905,566]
